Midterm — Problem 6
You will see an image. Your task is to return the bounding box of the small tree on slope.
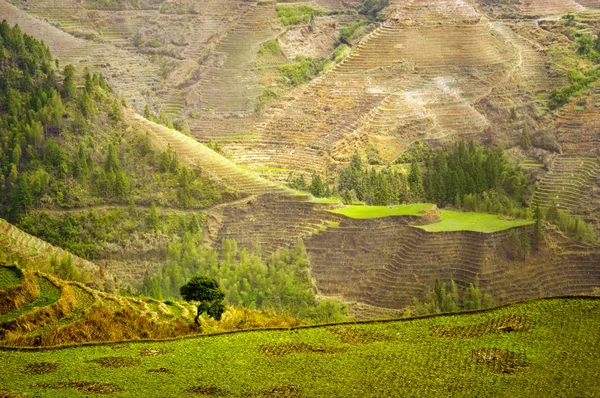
[180,276,226,326]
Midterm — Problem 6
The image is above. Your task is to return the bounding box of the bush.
[359,0,390,18]
[339,22,366,45]
[277,5,328,26]
[278,57,330,86]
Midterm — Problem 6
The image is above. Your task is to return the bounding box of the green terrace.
[330,205,534,233]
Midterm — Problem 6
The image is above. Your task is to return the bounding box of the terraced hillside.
[202,193,344,254]
[204,198,599,316]
[531,157,600,215]
[0,219,106,285]
[130,112,288,196]
[0,264,191,346]
[0,264,300,347]
[2,0,256,113]
[305,214,599,314]
[0,0,162,111]
[214,0,572,177]
[6,0,596,180]
[1,298,599,396]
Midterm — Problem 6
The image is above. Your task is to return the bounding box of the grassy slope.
[0,298,598,397]
[329,204,434,218]
[417,211,534,233]
[330,205,534,232]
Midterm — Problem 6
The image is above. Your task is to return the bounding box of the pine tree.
[105,143,120,173]
[309,173,326,197]
[144,103,151,119]
[521,129,531,150]
[408,161,424,200]
[147,201,159,231]
[79,89,93,117]
[61,64,76,100]
[546,201,559,223]
[10,175,34,221]
[519,229,531,259]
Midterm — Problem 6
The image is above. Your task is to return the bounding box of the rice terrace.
[0,0,599,396]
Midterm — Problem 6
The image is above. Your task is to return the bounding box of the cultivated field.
[0,264,300,348]
[0,298,598,397]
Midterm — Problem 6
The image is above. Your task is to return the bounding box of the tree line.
[141,230,347,324]
[290,141,533,219]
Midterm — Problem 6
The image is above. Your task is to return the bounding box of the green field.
[0,265,22,290]
[1,298,598,397]
[329,204,434,218]
[330,205,533,233]
[417,211,534,233]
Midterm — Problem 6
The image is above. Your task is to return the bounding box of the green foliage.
[61,65,76,100]
[544,201,597,243]
[549,66,600,110]
[180,275,226,323]
[287,173,308,192]
[332,44,351,63]
[334,142,532,215]
[145,236,347,323]
[0,20,222,232]
[412,279,492,316]
[339,22,366,45]
[256,89,279,111]
[359,0,390,19]
[423,141,533,211]
[278,57,330,86]
[257,39,282,57]
[337,152,409,205]
[521,129,531,150]
[309,173,326,198]
[276,5,328,26]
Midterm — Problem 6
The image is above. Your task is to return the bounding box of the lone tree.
[180,276,226,325]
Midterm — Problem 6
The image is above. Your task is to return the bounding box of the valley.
[0,0,598,395]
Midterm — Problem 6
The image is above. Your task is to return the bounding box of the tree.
[180,276,226,325]
[521,129,531,150]
[147,201,159,231]
[309,172,326,197]
[408,161,424,200]
[61,64,76,100]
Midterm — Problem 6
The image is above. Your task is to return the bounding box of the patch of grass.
[0,265,23,290]
[278,57,331,86]
[185,385,230,396]
[258,39,282,57]
[35,381,122,395]
[332,44,351,63]
[339,22,367,45]
[416,211,534,233]
[276,5,329,26]
[1,299,598,397]
[0,277,60,322]
[311,197,341,204]
[329,204,434,218]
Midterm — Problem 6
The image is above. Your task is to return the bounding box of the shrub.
[276,5,328,26]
